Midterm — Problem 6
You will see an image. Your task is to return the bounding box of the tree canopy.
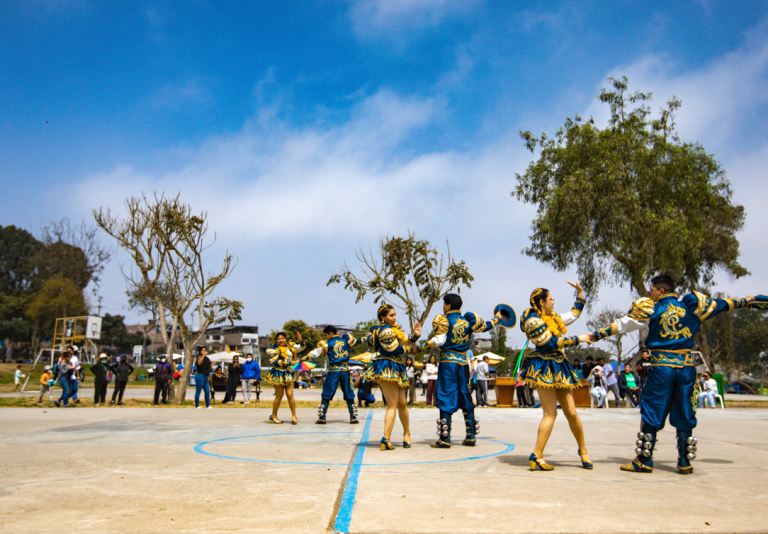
[514,76,747,298]
[328,232,474,329]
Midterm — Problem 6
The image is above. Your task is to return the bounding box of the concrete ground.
[1,406,767,534]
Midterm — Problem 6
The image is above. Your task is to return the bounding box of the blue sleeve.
[682,291,747,323]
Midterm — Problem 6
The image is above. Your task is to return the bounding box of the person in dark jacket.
[617,364,641,407]
[90,353,111,406]
[153,355,173,405]
[226,355,242,404]
[110,356,134,405]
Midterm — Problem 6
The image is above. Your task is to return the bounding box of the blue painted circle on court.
[194,431,515,466]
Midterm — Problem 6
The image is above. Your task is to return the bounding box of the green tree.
[99,313,144,352]
[25,276,88,331]
[514,76,747,299]
[0,226,42,360]
[351,319,376,356]
[328,232,474,329]
[35,218,112,294]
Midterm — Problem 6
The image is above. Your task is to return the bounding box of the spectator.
[617,363,641,407]
[405,356,416,407]
[296,373,309,389]
[515,370,533,408]
[91,353,111,406]
[194,347,213,409]
[356,371,375,407]
[67,346,82,404]
[698,372,718,408]
[475,356,490,407]
[53,353,73,408]
[13,365,24,392]
[636,348,652,404]
[425,354,439,407]
[38,365,53,403]
[581,356,596,379]
[226,355,242,405]
[110,356,134,406]
[153,355,173,405]
[597,357,621,407]
[420,366,428,396]
[588,367,607,408]
[572,358,584,380]
[212,366,228,402]
[240,353,260,404]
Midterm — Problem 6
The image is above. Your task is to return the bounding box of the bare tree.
[38,217,113,294]
[587,306,643,366]
[94,192,242,403]
[327,232,474,330]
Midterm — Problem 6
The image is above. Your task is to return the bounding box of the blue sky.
[2,0,768,349]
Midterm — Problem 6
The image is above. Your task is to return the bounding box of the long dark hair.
[428,354,437,365]
[405,356,414,368]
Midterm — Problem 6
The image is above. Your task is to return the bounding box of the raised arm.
[560,281,586,326]
[466,312,501,334]
[682,291,749,323]
[307,340,328,360]
[593,298,653,341]
[417,315,449,353]
[522,311,587,350]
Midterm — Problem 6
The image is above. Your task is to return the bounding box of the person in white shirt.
[425,354,438,407]
[474,356,490,407]
[61,346,82,404]
[697,372,718,408]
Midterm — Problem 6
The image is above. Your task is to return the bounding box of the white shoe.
[196,406,201,409]
[207,406,213,409]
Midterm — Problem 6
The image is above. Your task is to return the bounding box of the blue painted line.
[334,410,373,534]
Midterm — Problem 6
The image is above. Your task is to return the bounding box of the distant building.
[205,325,259,355]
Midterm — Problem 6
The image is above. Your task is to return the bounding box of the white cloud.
[71,29,768,333]
[347,0,483,41]
[582,38,768,151]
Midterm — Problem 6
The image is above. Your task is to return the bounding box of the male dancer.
[418,294,501,448]
[308,325,361,425]
[591,274,754,474]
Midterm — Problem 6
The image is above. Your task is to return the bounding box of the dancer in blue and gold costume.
[307,325,361,425]
[265,331,305,425]
[521,282,595,471]
[417,293,501,448]
[592,274,755,474]
[360,304,421,450]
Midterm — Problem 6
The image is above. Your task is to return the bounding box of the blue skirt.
[265,368,295,386]
[522,355,580,389]
[365,358,408,388]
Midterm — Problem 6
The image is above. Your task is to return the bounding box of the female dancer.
[361,304,421,450]
[520,282,594,470]
[265,331,305,425]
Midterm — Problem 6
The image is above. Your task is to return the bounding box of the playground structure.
[20,315,102,392]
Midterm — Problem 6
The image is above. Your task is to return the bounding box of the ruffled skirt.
[365,358,408,388]
[522,355,580,389]
[265,368,295,386]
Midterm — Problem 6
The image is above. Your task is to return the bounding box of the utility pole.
[97,296,103,316]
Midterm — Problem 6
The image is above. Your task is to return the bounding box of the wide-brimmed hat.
[494,303,517,328]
